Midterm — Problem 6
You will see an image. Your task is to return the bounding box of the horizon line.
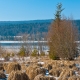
[0,19,79,22]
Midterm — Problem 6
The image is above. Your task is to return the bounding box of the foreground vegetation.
[0,56,80,80]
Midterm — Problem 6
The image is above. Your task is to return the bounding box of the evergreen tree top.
[54,3,64,21]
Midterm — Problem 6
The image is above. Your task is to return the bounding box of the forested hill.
[0,19,53,36]
[0,19,80,40]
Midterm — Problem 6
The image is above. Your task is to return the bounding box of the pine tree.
[54,3,64,21]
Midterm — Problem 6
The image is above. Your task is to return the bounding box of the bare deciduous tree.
[48,3,78,60]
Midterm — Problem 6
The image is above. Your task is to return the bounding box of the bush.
[49,52,59,60]
[40,51,45,56]
[31,49,37,57]
[18,46,26,57]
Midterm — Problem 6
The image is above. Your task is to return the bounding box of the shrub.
[18,46,26,57]
[31,49,37,57]
[40,51,45,56]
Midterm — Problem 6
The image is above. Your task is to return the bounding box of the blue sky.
[0,0,79,21]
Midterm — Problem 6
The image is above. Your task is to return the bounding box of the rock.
[8,70,29,80]
[6,62,21,74]
[34,74,56,80]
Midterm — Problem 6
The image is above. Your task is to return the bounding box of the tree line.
[0,19,80,40]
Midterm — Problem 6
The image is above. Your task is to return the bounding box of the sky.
[0,0,79,21]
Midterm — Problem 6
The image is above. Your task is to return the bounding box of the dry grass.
[34,74,56,80]
[8,70,29,80]
[26,64,46,80]
[6,62,21,74]
[0,71,6,79]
